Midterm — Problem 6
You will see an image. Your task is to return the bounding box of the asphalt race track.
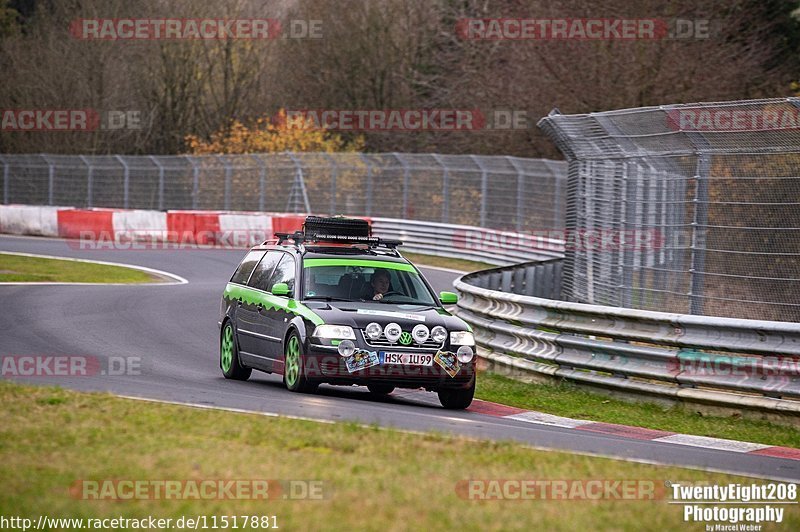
[1,234,799,482]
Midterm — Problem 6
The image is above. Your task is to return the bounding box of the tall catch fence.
[538,98,800,322]
[0,153,566,233]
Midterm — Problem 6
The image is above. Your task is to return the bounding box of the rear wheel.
[437,376,475,409]
[367,384,395,395]
[283,331,318,393]
[220,322,251,381]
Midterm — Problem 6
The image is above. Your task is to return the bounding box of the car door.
[236,251,282,367]
[260,253,298,362]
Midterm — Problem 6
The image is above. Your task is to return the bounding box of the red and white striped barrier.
[0,205,358,249]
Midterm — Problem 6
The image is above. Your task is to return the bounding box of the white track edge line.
[0,251,188,285]
[113,394,799,483]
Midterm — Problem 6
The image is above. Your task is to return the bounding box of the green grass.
[1,381,794,531]
[401,251,495,273]
[0,253,157,283]
[476,372,800,449]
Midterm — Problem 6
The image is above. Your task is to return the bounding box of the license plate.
[380,352,434,366]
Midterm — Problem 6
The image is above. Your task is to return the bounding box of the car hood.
[303,300,467,331]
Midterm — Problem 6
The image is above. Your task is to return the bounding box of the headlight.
[384,322,402,343]
[411,324,430,345]
[338,339,356,357]
[450,331,475,346]
[312,325,356,340]
[457,345,474,363]
[365,322,382,340]
[431,326,447,344]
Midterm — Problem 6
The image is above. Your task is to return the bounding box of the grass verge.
[1,381,793,531]
[401,251,494,273]
[0,253,157,283]
[476,372,800,449]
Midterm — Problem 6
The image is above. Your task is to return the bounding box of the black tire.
[220,321,252,381]
[367,384,395,395]
[437,377,475,409]
[283,330,318,393]
[304,216,370,238]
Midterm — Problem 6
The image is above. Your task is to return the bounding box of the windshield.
[302,259,437,305]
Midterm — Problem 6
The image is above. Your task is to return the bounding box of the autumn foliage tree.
[185,110,364,154]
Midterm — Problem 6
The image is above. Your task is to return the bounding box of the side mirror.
[439,291,458,305]
[271,283,290,297]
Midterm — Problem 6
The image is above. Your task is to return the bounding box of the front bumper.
[303,343,476,390]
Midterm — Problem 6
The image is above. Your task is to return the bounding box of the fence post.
[215,155,232,211]
[393,152,410,219]
[432,153,449,223]
[79,155,93,208]
[149,155,165,210]
[184,155,200,210]
[0,155,8,205]
[114,155,129,209]
[470,155,488,227]
[287,152,311,214]
[40,154,55,206]
[358,153,373,217]
[323,153,338,215]
[252,155,267,212]
[507,156,525,231]
[684,132,711,316]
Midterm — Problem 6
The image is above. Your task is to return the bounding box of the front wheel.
[220,321,251,381]
[283,331,318,393]
[437,377,475,409]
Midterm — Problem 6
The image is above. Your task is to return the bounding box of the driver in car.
[363,268,392,301]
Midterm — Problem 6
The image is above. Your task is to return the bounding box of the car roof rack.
[271,231,403,254]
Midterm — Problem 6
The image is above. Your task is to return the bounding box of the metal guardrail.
[453,261,800,415]
[372,218,563,266]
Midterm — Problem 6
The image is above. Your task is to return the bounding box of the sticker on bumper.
[345,349,380,373]
[434,350,461,378]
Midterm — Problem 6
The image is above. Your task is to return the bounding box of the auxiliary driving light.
[456,345,474,363]
[411,324,430,345]
[337,339,356,358]
[431,326,447,344]
[384,322,402,344]
[365,322,383,340]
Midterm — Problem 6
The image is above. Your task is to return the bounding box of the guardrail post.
[393,152,410,218]
[114,155,129,209]
[0,155,8,205]
[471,155,488,227]
[149,155,165,210]
[40,154,55,206]
[79,155,93,208]
[432,154,449,223]
[685,134,711,316]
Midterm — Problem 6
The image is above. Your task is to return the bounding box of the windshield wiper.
[303,296,354,302]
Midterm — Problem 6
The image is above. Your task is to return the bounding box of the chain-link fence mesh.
[0,152,567,231]
[538,97,800,322]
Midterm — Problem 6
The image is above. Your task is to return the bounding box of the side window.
[248,251,284,291]
[230,251,265,285]
[268,255,296,294]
